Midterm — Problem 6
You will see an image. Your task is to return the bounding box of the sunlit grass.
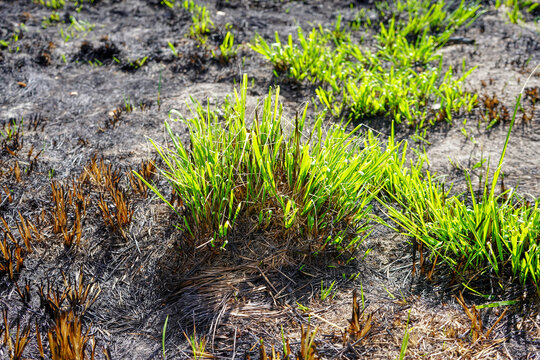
[251,0,480,127]
[380,97,540,297]
[496,0,539,23]
[140,75,398,253]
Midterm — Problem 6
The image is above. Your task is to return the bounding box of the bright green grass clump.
[251,0,480,127]
[142,75,397,252]
[497,0,539,24]
[34,0,93,10]
[381,97,540,297]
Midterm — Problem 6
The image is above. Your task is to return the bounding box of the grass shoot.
[143,74,397,252]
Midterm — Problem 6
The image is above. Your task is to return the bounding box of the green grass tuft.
[143,75,398,252]
[251,0,480,127]
[380,96,540,297]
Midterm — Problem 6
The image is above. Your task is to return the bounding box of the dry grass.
[0,213,36,280]
[455,292,510,343]
[1,309,32,360]
[0,119,23,156]
[344,289,372,343]
[297,324,318,360]
[38,271,100,319]
[1,185,13,204]
[82,156,133,237]
[258,338,291,360]
[50,181,85,247]
[128,159,156,198]
[47,311,95,360]
[14,280,31,304]
[481,93,510,125]
[35,271,100,359]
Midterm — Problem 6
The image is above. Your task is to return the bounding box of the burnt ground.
[0,0,540,359]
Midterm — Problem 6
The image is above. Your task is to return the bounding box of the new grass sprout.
[251,0,480,127]
[380,95,540,297]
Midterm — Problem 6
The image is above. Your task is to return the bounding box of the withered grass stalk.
[1,119,24,156]
[47,310,95,360]
[97,188,133,238]
[128,160,156,198]
[80,156,120,191]
[345,289,372,342]
[38,271,100,319]
[64,271,101,316]
[82,156,133,237]
[14,280,31,304]
[50,181,84,247]
[298,324,318,360]
[455,291,510,343]
[1,309,32,360]
[0,213,36,280]
[259,338,291,360]
[1,185,13,204]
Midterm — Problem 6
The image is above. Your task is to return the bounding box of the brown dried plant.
[69,180,88,216]
[298,324,318,360]
[411,239,425,277]
[63,271,102,316]
[455,291,483,342]
[108,106,124,128]
[455,291,509,343]
[39,280,69,320]
[1,119,24,156]
[1,185,13,204]
[0,239,23,280]
[36,271,99,360]
[47,310,95,360]
[259,338,291,360]
[36,321,45,359]
[82,156,133,237]
[38,270,100,319]
[481,93,510,125]
[128,159,156,198]
[97,187,133,238]
[50,181,84,247]
[25,144,43,177]
[0,214,36,280]
[344,289,372,343]
[16,211,41,251]
[80,156,121,191]
[1,309,32,360]
[13,161,21,182]
[524,86,539,104]
[14,280,31,304]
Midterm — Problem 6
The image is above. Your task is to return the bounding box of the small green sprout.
[212,31,237,63]
[168,41,178,57]
[320,280,336,301]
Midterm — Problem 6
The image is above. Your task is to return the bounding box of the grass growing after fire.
[251,0,479,127]
[141,75,398,252]
[380,96,540,297]
[496,0,539,24]
[143,73,539,299]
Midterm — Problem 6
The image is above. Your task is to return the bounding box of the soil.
[0,0,539,359]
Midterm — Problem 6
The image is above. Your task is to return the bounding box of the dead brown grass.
[50,181,85,247]
[0,213,37,280]
[82,156,133,238]
[47,311,95,360]
[1,309,32,360]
